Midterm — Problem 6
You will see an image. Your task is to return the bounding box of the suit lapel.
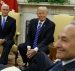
[34,19,38,35]
[51,61,62,71]
[51,61,75,71]
[39,19,47,37]
[60,61,75,71]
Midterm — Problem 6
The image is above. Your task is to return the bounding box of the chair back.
[53,14,75,41]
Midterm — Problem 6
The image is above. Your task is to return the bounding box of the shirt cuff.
[27,46,31,50]
[34,47,38,52]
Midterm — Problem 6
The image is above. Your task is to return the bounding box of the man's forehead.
[2,6,8,8]
[59,25,75,38]
[64,24,75,29]
[1,4,9,9]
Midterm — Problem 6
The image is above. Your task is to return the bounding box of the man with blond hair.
[18,6,55,67]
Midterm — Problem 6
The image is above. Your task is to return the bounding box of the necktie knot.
[39,22,42,25]
[37,22,42,29]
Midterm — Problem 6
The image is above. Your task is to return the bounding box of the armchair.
[53,14,74,41]
[0,11,20,65]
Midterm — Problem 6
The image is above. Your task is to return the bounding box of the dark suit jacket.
[0,15,16,41]
[48,61,75,71]
[26,18,55,54]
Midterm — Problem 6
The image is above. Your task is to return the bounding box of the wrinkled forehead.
[63,24,75,34]
[59,24,75,37]
[59,24,75,38]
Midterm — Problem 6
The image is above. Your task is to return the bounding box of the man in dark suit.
[18,6,55,65]
[21,21,75,71]
[47,21,75,71]
[0,4,16,65]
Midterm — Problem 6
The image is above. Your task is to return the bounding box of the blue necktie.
[33,22,42,48]
[1,17,5,29]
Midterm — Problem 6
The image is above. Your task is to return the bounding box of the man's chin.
[56,53,64,59]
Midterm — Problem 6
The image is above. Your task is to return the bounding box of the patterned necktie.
[33,22,42,48]
[1,17,5,29]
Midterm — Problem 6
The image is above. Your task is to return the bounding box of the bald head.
[62,21,75,36]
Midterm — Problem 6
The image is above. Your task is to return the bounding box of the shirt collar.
[38,20,45,27]
[2,16,7,21]
[62,58,75,65]
[39,20,45,24]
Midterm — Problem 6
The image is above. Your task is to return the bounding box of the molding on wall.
[18,3,75,15]
[18,2,75,7]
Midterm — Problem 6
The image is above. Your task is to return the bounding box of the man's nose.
[54,40,61,48]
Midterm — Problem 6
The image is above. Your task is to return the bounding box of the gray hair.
[1,4,9,10]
